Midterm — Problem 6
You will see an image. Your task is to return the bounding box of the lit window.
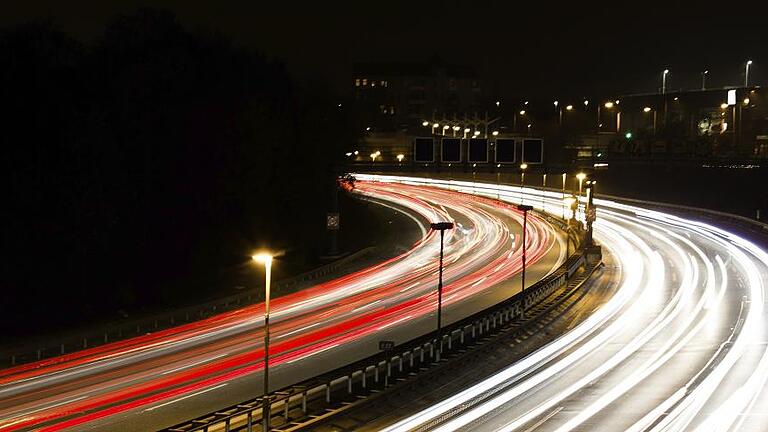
[355,78,360,87]
[362,79,368,86]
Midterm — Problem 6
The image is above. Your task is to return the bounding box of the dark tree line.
[0,9,358,337]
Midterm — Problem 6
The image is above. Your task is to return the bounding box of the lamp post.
[430,222,454,361]
[701,70,709,90]
[432,123,439,135]
[252,253,273,432]
[746,60,753,87]
[563,196,578,255]
[561,173,567,219]
[516,204,533,295]
[576,172,587,196]
[519,163,528,205]
[662,69,669,94]
[541,173,547,210]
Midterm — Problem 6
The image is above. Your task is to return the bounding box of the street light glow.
[747,60,753,65]
[473,130,481,136]
[464,128,471,133]
[443,125,450,129]
[720,103,729,109]
[422,121,429,127]
[664,69,669,74]
[604,102,614,108]
[397,154,404,162]
[643,107,652,112]
[566,105,573,111]
[252,253,273,266]
[519,110,526,115]
[433,123,440,128]
[554,101,559,107]
[520,163,528,170]
[576,172,587,181]
[492,131,499,136]
[744,98,750,105]
[583,100,589,106]
[453,126,460,131]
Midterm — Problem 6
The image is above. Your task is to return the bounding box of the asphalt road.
[369,175,768,432]
[0,180,565,431]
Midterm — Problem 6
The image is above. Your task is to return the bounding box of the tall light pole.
[561,173,567,219]
[430,222,454,361]
[702,70,709,90]
[432,123,439,135]
[746,60,753,87]
[662,69,669,94]
[576,172,587,196]
[541,173,547,210]
[519,163,528,204]
[252,253,273,432]
[516,204,534,295]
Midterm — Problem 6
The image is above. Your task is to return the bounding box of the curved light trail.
[0,180,562,431]
[365,175,768,432]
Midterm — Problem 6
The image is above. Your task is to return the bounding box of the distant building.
[353,59,485,132]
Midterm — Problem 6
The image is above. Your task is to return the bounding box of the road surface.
[368,175,768,432]
[0,180,564,431]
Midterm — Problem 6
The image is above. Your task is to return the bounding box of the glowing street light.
[746,60,753,87]
[422,120,430,127]
[576,172,587,196]
[463,127,470,139]
[519,110,526,115]
[515,203,534,295]
[566,104,574,111]
[662,69,669,94]
[519,163,528,205]
[554,100,559,107]
[604,102,614,109]
[473,130,481,136]
[251,252,274,432]
[492,130,499,136]
[397,154,404,163]
[720,103,729,109]
[643,107,652,113]
[702,70,709,90]
[432,123,439,134]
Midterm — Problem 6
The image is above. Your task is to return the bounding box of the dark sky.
[3,1,767,101]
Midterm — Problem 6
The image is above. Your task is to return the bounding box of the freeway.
[0,180,565,431]
[364,175,768,432]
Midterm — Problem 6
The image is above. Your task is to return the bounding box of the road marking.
[522,406,563,432]
[161,353,227,375]
[144,383,228,411]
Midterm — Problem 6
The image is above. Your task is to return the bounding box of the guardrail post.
[374,364,379,383]
[302,390,307,413]
[11,355,15,366]
[37,349,42,360]
[448,333,452,350]
[460,328,465,344]
[104,332,108,343]
[246,411,253,432]
[284,396,290,419]
[362,368,367,388]
[399,356,403,372]
[60,344,65,354]
[83,338,88,348]
[326,383,331,402]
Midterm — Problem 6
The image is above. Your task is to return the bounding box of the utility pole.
[430,222,454,361]
[516,204,533,295]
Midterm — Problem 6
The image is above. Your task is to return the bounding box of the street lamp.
[397,154,404,163]
[566,104,574,111]
[463,127,470,139]
[492,130,499,136]
[746,60,753,87]
[561,173,567,218]
[422,120,430,127]
[252,253,273,432]
[432,123,439,134]
[702,70,709,90]
[519,163,528,205]
[662,69,669,94]
[515,204,534,295]
[442,125,450,136]
[430,221,454,361]
[576,172,587,196]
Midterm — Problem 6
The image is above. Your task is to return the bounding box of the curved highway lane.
[365,175,768,432]
[0,180,564,431]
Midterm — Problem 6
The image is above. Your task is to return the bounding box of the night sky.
[3,1,766,101]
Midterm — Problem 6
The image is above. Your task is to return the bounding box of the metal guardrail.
[165,249,588,432]
[0,247,378,368]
